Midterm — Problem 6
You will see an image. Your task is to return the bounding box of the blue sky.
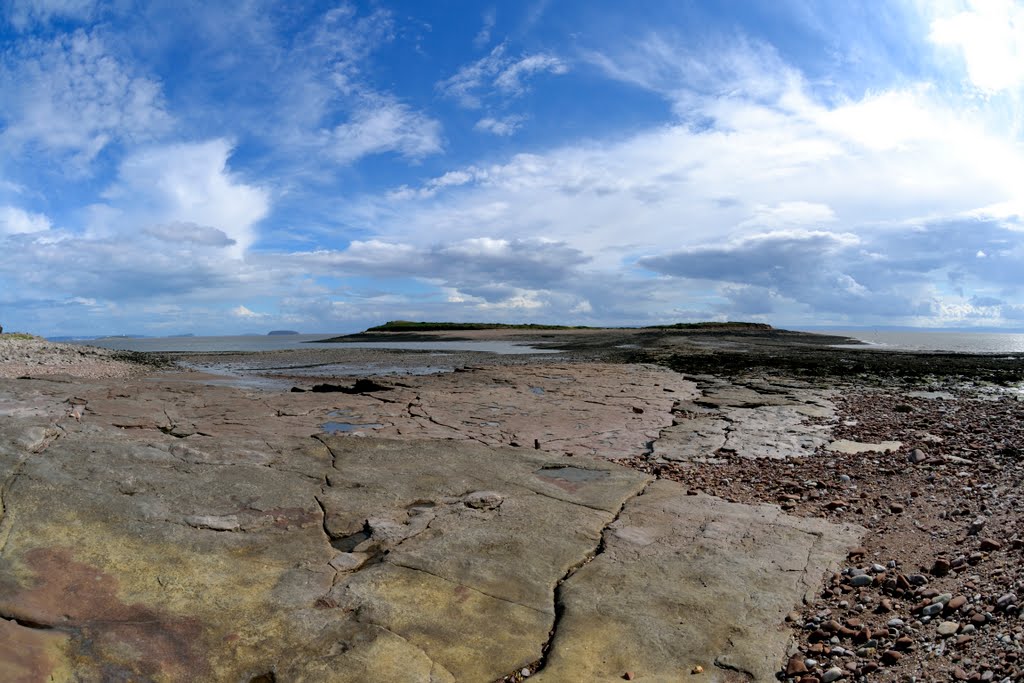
[3,0,1024,335]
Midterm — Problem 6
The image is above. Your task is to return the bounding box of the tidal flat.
[1,326,1022,682]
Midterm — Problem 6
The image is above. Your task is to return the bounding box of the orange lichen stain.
[0,618,70,683]
[0,548,210,681]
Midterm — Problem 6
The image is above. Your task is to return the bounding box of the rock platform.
[0,341,865,682]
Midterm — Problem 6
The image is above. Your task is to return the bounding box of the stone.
[849,574,872,587]
[821,666,845,682]
[979,538,1002,552]
[931,558,951,576]
[827,439,902,454]
[787,653,809,675]
[937,621,960,636]
[881,650,903,665]
[329,552,370,572]
[529,483,863,682]
[948,595,968,611]
[908,448,927,464]
[462,490,503,510]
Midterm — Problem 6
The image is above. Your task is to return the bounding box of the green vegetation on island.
[364,321,595,332]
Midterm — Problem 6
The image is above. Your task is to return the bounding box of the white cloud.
[929,0,1024,93]
[0,29,170,167]
[326,95,443,163]
[739,201,837,229]
[102,139,269,255]
[438,45,569,108]
[473,8,496,49]
[0,205,51,234]
[494,54,568,95]
[232,305,267,319]
[475,115,526,136]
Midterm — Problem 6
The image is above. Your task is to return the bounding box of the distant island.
[267,330,300,335]
[364,320,775,332]
[365,321,594,332]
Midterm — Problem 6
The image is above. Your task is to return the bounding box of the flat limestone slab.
[828,439,902,454]
[533,481,864,683]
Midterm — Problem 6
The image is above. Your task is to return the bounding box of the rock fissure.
[0,612,55,631]
[386,560,548,615]
[523,477,655,679]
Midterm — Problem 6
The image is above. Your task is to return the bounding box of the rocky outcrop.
[0,363,861,682]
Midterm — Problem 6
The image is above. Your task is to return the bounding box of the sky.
[3,1,1024,336]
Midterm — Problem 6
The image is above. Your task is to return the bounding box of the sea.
[813,329,1024,353]
[72,334,559,355]
[64,330,1024,355]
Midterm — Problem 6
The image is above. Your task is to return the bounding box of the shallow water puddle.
[322,421,384,433]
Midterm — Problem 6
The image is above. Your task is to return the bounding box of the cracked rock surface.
[532,482,863,682]
[0,353,861,682]
[653,375,835,461]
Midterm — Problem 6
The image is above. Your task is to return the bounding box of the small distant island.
[267,330,300,336]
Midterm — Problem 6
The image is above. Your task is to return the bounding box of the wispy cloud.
[5,0,97,30]
[438,43,569,108]
[325,94,443,163]
[475,115,526,136]
[473,7,496,49]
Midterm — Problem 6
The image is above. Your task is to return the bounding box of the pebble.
[786,654,808,676]
[821,666,845,682]
[882,650,903,665]
[849,574,872,587]
[948,595,968,611]
[938,621,961,636]
[908,448,927,463]
[979,538,1002,552]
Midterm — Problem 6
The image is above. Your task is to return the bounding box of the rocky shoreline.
[0,329,1021,682]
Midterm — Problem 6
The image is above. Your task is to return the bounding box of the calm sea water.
[815,329,1024,353]
[69,330,1024,355]
[74,334,560,355]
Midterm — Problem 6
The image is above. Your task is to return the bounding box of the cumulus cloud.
[0,29,170,167]
[0,206,52,234]
[929,1,1024,93]
[102,139,269,255]
[639,219,1024,322]
[231,305,267,319]
[143,222,236,247]
[269,237,590,306]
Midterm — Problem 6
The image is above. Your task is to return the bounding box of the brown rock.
[623,672,635,681]
[931,558,951,576]
[895,636,914,650]
[787,654,809,676]
[980,538,1002,552]
[948,595,968,611]
[881,650,903,665]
